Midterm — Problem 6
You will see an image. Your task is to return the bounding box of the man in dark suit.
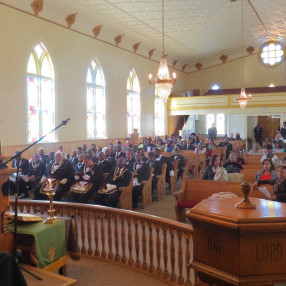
[128,152,150,208]
[153,148,174,182]
[186,138,195,150]
[115,144,126,160]
[170,147,186,180]
[33,151,74,201]
[94,157,132,207]
[218,137,233,159]
[38,147,49,165]
[74,154,84,173]
[105,148,116,169]
[69,154,104,203]
[125,150,135,166]
[146,138,156,152]
[96,151,112,173]
[147,152,162,192]
[19,153,46,199]
[70,149,78,165]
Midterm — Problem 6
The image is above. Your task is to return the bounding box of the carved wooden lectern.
[187,197,286,286]
[0,168,15,253]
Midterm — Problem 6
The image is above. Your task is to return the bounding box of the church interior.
[1,0,286,285]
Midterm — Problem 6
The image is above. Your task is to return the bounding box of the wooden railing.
[9,201,194,285]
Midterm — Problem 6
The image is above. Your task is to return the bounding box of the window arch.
[26,42,55,143]
[127,69,140,136]
[86,60,106,139]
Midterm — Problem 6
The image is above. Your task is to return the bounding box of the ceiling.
[2,0,286,72]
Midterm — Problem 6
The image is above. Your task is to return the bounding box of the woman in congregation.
[202,155,228,182]
[274,140,285,153]
[248,142,264,155]
[223,152,243,173]
[252,158,278,190]
[271,165,286,203]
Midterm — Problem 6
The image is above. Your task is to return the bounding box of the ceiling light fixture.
[236,0,251,109]
[148,0,176,100]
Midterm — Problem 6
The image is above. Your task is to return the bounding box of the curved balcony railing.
[10,200,194,285]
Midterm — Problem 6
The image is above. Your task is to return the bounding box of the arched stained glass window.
[26,42,55,143]
[86,60,106,138]
[154,97,165,136]
[127,69,141,137]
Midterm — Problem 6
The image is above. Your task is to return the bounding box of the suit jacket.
[70,156,78,166]
[74,162,84,173]
[149,160,162,176]
[84,163,104,189]
[46,159,74,187]
[28,160,46,184]
[12,158,29,175]
[96,159,112,173]
[170,154,186,171]
[106,156,116,168]
[128,161,150,183]
[126,158,135,166]
[157,155,174,175]
[107,167,132,188]
[115,152,126,160]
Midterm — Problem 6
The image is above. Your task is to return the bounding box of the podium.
[0,168,16,253]
[187,197,286,286]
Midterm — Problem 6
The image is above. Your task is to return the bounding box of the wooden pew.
[155,163,167,201]
[243,154,262,165]
[119,173,134,210]
[141,167,153,209]
[174,177,267,222]
[170,161,178,194]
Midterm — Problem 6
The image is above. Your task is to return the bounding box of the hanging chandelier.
[148,0,176,100]
[237,0,251,109]
[236,88,251,109]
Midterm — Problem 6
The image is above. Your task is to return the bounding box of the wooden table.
[187,197,286,286]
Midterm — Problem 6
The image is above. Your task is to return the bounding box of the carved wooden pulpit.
[187,197,286,286]
[0,168,15,253]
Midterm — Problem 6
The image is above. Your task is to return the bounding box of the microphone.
[62,118,70,125]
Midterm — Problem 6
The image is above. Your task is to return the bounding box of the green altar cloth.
[8,219,66,268]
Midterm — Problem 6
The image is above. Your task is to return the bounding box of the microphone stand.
[3,118,70,279]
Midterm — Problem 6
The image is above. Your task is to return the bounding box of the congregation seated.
[272,165,286,203]
[82,143,88,155]
[274,140,285,153]
[138,148,148,162]
[194,141,206,154]
[90,143,97,157]
[38,147,49,165]
[94,157,132,207]
[104,149,115,170]
[18,153,46,199]
[74,154,84,172]
[228,133,235,141]
[69,154,104,204]
[114,144,126,160]
[223,152,243,173]
[125,150,135,166]
[46,151,55,167]
[57,145,69,159]
[165,140,174,153]
[218,137,232,158]
[170,147,186,179]
[248,142,264,155]
[33,151,74,201]
[235,132,242,141]
[147,152,162,192]
[261,143,281,166]
[203,154,228,181]
[76,146,83,157]
[96,151,113,173]
[153,148,174,181]
[128,152,150,209]
[69,149,78,165]
[252,158,278,190]
[156,138,165,151]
